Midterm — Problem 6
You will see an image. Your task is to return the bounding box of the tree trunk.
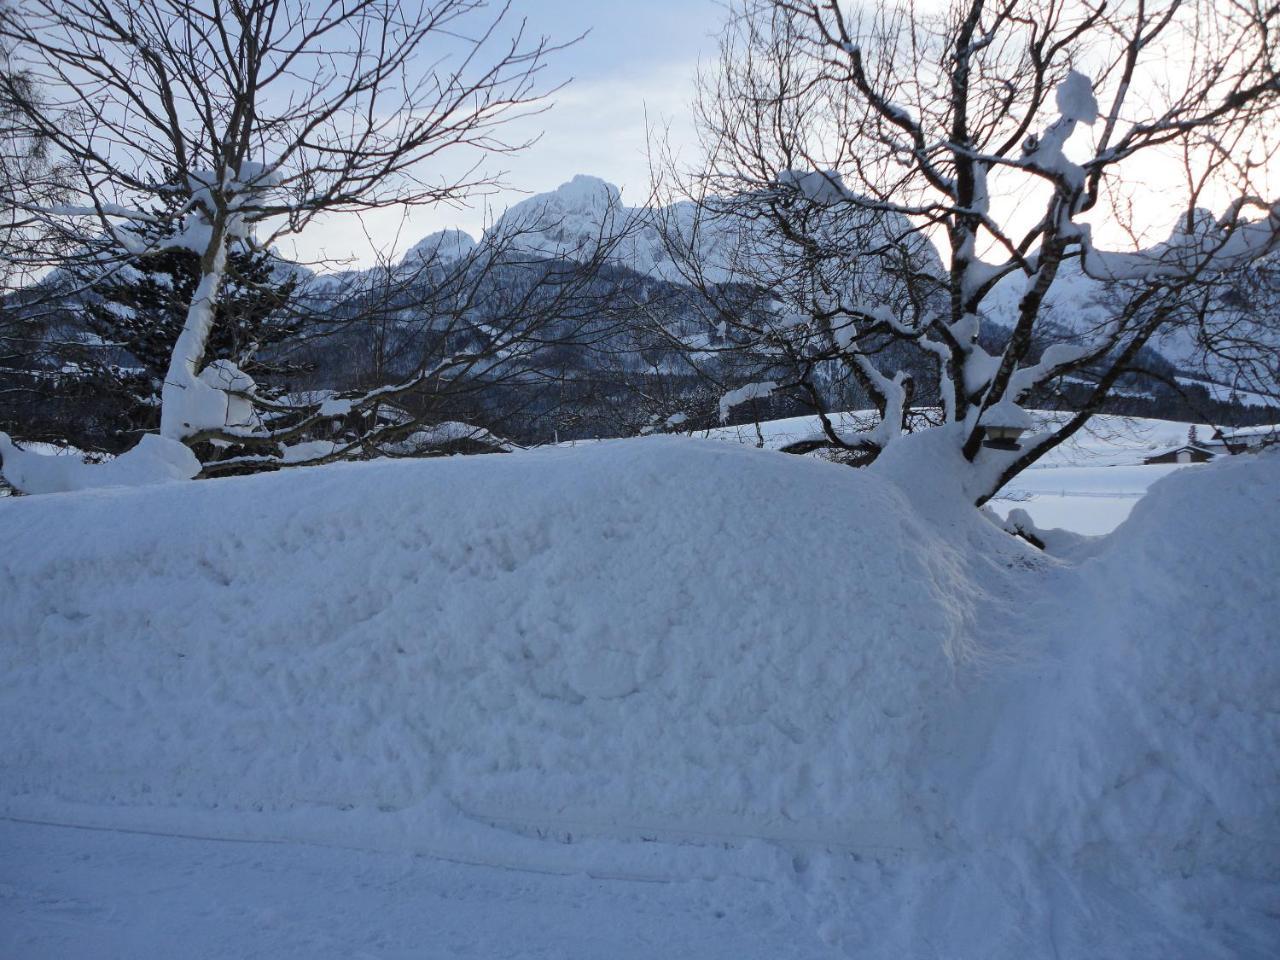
[160,224,228,440]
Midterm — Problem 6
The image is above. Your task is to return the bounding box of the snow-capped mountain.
[284,175,720,290]
[490,175,629,256]
[484,174,711,283]
[9,174,1273,457]
[480,173,944,290]
[399,228,478,269]
[979,210,1280,401]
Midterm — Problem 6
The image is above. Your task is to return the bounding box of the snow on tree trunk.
[159,226,230,441]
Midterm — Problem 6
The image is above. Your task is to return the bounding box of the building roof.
[1216,424,1279,440]
[1144,443,1214,460]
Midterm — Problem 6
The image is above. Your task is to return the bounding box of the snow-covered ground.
[1176,375,1278,407]
[991,416,1218,533]
[991,463,1184,534]
[1,817,829,960]
[1,437,1277,957]
[700,412,1227,534]
[983,416,1192,533]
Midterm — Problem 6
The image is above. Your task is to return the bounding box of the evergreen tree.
[69,191,306,450]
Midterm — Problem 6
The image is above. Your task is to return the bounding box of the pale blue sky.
[290,0,724,265]
[285,0,1257,269]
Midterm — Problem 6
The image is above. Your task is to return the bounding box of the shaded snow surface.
[0,432,200,495]
[1,438,1277,958]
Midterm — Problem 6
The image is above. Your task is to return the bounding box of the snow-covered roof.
[979,400,1035,430]
[1143,443,1214,459]
[1216,424,1279,440]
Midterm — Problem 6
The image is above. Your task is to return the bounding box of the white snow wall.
[0,438,1276,935]
[0,439,1001,849]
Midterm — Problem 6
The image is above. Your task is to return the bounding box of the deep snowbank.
[1018,451,1279,872]
[0,439,1010,850]
[1,439,1276,956]
[0,432,200,494]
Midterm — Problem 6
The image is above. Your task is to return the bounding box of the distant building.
[1144,444,1216,465]
[1212,425,1280,455]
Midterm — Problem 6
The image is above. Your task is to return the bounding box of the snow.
[279,439,340,464]
[978,453,1280,867]
[1018,71,1100,193]
[1055,69,1099,125]
[399,228,477,269]
[490,174,627,260]
[696,406,1275,534]
[0,817,831,960]
[974,212,1280,400]
[316,396,354,418]
[961,344,1002,394]
[480,174,717,282]
[979,397,1034,430]
[0,433,200,494]
[717,380,777,423]
[185,162,280,243]
[702,408,1210,457]
[476,172,922,289]
[777,169,849,204]
[992,475,1162,535]
[383,421,513,455]
[0,440,985,850]
[1077,202,1280,284]
[197,359,259,430]
[1178,376,1279,407]
[159,244,232,440]
[999,505,1092,555]
[985,415,1231,533]
[1218,423,1280,440]
[1,438,1277,956]
[146,162,283,446]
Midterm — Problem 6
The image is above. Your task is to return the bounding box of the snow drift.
[0,439,1001,850]
[0,432,200,494]
[0,438,1276,956]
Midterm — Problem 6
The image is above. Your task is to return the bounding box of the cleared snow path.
[0,818,835,960]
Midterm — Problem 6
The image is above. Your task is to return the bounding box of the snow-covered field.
[989,417,1204,534]
[991,463,1183,534]
[1,436,1277,958]
[702,412,1221,534]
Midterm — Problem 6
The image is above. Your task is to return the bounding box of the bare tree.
[656,0,1280,504]
[190,202,641,474]
[0,0,575,477]
[0,18,69,367]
